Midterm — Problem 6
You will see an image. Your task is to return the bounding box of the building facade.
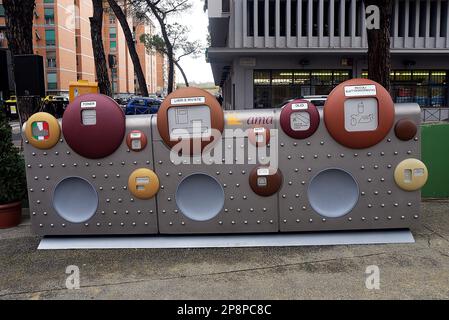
[207,0,449,111]
[0,0,161,97]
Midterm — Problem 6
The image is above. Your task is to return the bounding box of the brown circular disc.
[249,166,283,197]
[157,87,224,155]
[248,126,271,147]
[395,119,418,141]
[280,99,320,139]
[126,130,148,151]
[62,94,125,159]
[324,78,395,149]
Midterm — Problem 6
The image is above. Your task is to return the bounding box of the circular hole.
[176,173,224,221]
[308,168,359,218]
[53,177,98,223]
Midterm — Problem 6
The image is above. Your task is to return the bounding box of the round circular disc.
[394,158,428,191]
[308,168,359,218]
[62,94,125,159]
[176,173,224,221]
[128,168,160,200]
[280,99,320,139]
[126,130,148,151]
[395,119,418,141]
[249,166,283,197]
[25,112,61,149]
[53,177,98,223]
[157,87,224,155]
[248,127,270,147]
[324,78,395,149]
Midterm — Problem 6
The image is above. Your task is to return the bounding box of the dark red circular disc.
[395,119,417,141]
[280,99,320,139]
[62,94,125,159]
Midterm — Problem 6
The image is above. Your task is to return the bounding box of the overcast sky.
[168,1,215,84]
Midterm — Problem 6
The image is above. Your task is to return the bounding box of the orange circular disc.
[157,87,224,155]
[324,78,395,149]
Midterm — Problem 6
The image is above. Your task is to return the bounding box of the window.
[110,40,117,50]
[45,29,56,46]
[44,8,55,25]
[110,27,117,39]
[47,73,57,90]
[253,69,351,108]
[109,14,116,24]
[0,5,5,17]
[44,0,55,3]
[47,52,56,68]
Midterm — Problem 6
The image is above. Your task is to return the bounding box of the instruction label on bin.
[257,168,270,176]
[81,101,97,109]
[344,85,377,97]
[171,97,206,105]
[291,103,308,110]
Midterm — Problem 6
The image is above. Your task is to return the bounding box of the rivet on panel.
[387,216,392,220]
[300,155,305,159]
[309,219,313,223]
[132,222,136,227]
[30,188,34,192]
[374,191,379,195]
[92,175,96,179]
[50,164,54,167]
[296,219,300,223]
[66,151,70,155]
[113,211,117,214]
[218,221,223,225]
[361,165,365,170]
[263,208,267,212]
[283,220,287,223]
[257,220,261,224]
[230,196,234,200]
[381,204,385,208]
[224,209,229,213]
[361,217,366,221]
[374,165,379,169]
[374,217,379,220]
[96,223,101,227]
[27,165,31,168]
[387,190,392,195]
[322,218,326,222]
[231,221,236,225]
[314,155,318,159]
[287,156,292,160]
[36,200,41,204]
[401,216,405,219]
[288,181,293,186]
[407,203,412,207]
[109,223,113,227]
[237,208,241,212]
[307,142,311,146]
[381,152,385,156]
[320,141,324,145]
[43,212,47,216]
[387,138,392,142]
[380,178,385,182]
[236,183,240,187]
[62,164,66,168]
[302,206,307,210]
[178,172,182,176]
[243,196,247,200]
[116,174,120,178]
[99,187,103,191]
[289,207,293,211]
[407,150,412,155]
[144,222,148,226]
[62,224,66,228]
[368,204,372,208]
[125,210,129,214]
[250,208,254,212]
[242,170,246,174]
[394,151,398,155]
[162,209,166,213]
[295,194,300,198]
[387,164,392,169]
[282,195,286,198]
[223,184,227,188]
[348,217,352,221]
[394,203,399,207]
[367,152,372,156]
[368,178,372,182]
[50,224,54,228]
[340,153,344,158]
[121,223,125,226]
[293,142,297,146]
[118,199,122,203]
[146,161,151,165]
[111,187,115,190]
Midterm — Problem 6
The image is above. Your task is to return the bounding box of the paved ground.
[0,201,448,300]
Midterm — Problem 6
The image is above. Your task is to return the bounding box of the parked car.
[125,97,162,115]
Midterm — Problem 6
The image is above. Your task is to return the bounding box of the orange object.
[69,80,99,102]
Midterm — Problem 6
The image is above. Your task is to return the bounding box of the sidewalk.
[0,201,448,300]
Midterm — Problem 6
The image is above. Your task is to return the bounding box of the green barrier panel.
[422,122,449,198]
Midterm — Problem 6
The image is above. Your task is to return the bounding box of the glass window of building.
[0,4,5,17]
[110,40,117,50]
[253,69,351,108]
[109,14,116,24]
[44,0,55,3]
[44,8,55,25]
[47,72,57,90]
[110,27,117,39]
[363,70,448,108]
[45,29,56,46]
[47,51,56,68]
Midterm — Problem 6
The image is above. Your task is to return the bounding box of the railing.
[421,108,449,122]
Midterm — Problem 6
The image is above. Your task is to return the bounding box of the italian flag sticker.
[32,121,50,141]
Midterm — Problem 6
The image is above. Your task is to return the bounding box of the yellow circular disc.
[128,168,160,199]
[394,159,428,191]
[25,112,61,149]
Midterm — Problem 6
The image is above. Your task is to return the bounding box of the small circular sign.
[248,126,270,147]
[324,79,395,149]
[249,166,283,197]
[25,112,61,150]
[128,168,160,200]
[394,158,428,191]
[126,130,148,151]
[280,99,320,139]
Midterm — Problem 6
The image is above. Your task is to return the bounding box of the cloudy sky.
[168,1,215,84]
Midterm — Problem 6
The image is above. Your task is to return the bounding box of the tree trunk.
[366,0,392,90]
[146,3,174,94]
[3,0,38,126]
[107,0,149,97]
[90,0,112,97]
[3,0,35,55]
[174,60,189,87]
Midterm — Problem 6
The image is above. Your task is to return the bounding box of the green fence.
[422,122,449,198]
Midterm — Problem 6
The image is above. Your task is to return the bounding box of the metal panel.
[278,104,422,232]
[23,116,159,236]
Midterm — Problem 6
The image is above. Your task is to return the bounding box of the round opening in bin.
[176,173,224,221]
[53,177,98,223]
[308,168,359,218]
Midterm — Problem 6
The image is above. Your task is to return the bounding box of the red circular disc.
[324,78,395,149]
[395,119,417,141]
[280,99,320,139]
[126,130,148,151]
[62,94,125,159]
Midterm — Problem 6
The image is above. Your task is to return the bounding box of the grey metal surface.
[37,229,415,249]
[278,103,422,232]
[23,115,159,236]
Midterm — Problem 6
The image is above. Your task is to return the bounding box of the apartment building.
[207,0,449,111]
[0,0,161,96]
